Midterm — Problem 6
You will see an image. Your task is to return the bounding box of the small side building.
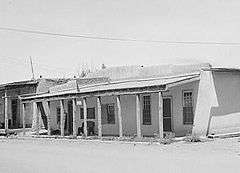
[0,78,69,132]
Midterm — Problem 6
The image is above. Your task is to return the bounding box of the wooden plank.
[60,100,65,136]
[116,95,123,138]
[96,96,102,137]
[22,103,26,135]
[158,92,163,139]
[136,94,141,138]
[36,102,40,136]
[32,102,38,135]
[20,85,166,103]
[4,91,8,133]
[72,98,77,137]
[46,101,51,136]
[83,98,87,136]
[21,96,78,103]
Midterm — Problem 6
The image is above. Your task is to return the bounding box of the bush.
[184,133,202,143]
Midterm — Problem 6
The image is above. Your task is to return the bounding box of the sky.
[1,0,240,83]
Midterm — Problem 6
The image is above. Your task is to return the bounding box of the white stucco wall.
[209,71,240,135]
[45,81,199,137]
[193,70,240,136]
[167,81,199,137]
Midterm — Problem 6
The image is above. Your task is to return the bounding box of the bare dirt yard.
[0,137,239,173]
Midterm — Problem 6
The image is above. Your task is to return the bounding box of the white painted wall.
[193,70,240,136]
[45,81,199,137]
[209,71,240,135]
[167,81,199,137]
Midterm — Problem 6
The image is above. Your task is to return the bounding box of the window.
[101,104,115,124]
[143,95,151,125]
[183,91,194,124]
[80,108,95,119]
[107,104,115,124]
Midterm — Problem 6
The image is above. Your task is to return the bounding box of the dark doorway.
[11,99,18,128]
[67,100,73,135]
[163,98,172,132]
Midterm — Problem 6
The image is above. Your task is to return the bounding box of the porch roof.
[20,73,200,102]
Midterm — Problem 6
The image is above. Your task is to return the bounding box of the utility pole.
[29,56,35,80]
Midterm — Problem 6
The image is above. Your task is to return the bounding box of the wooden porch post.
[158,92,163,139]
[46,101,51,136]
[35,102,40,135]
[22,103,26,135]
[37,102,41,136]
[83,98,88,137]
[32,102,38,135]
[97,96,102,137]
[60,100,65,136]
[72,98,77,137]
[136,94,141,138]
[4,91,8,133]
[116,95,123,138]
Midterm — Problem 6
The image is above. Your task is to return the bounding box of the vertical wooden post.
[136,94,141,138]
[46,101,51,136]
[116,95,123,138]
[83,98,87,137]
[33,102,38,134]
[72,98,77,137]
[60,100,65,136]
[36,102,40,135]
[4,90,8,133]
[97,96,102,137]
[158,92,163,139]
[22,103,26,135]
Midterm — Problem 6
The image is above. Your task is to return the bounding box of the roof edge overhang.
[202,68,240,73]
[20,85,167,102]
[166,75,200,89]
[20,73,200,103]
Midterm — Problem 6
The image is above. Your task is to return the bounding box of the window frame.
[182,90,194,125]
[142,94,152,125]
[56,107,61,128]
[106,103,115,124]
[80,107,96,119]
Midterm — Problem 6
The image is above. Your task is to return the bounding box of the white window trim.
[182,90,194,125]
[142,94,152,125]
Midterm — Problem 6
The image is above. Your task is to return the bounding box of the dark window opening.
[183,91,194,125]
[143,95,151,125]
[80,107,95,119]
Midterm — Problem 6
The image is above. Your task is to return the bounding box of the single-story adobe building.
[0,78,69,132]
[19,63,240,138]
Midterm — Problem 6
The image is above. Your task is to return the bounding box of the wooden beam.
[21,96,78,104]
[83,98,87,136]
[116,95,123,138]
[20,85,166,103]
[45,101,51,136]
[4,91,8,133]
[158,92,163,139]
[36,102,40,136]
[72,98,77,137]
[22,103,26,135]
[32,102,38,135]
[96,96,102,137]
[136,94,141,138]
[60,100,65,136]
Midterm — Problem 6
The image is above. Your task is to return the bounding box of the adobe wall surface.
[46,81,199,137]
[193,70,240,136]
[0,85,36,128]
[209,72,240,135]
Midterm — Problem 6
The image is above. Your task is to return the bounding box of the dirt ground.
[0,137,239,173]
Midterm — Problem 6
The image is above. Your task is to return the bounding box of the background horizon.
[1,0,240,83]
